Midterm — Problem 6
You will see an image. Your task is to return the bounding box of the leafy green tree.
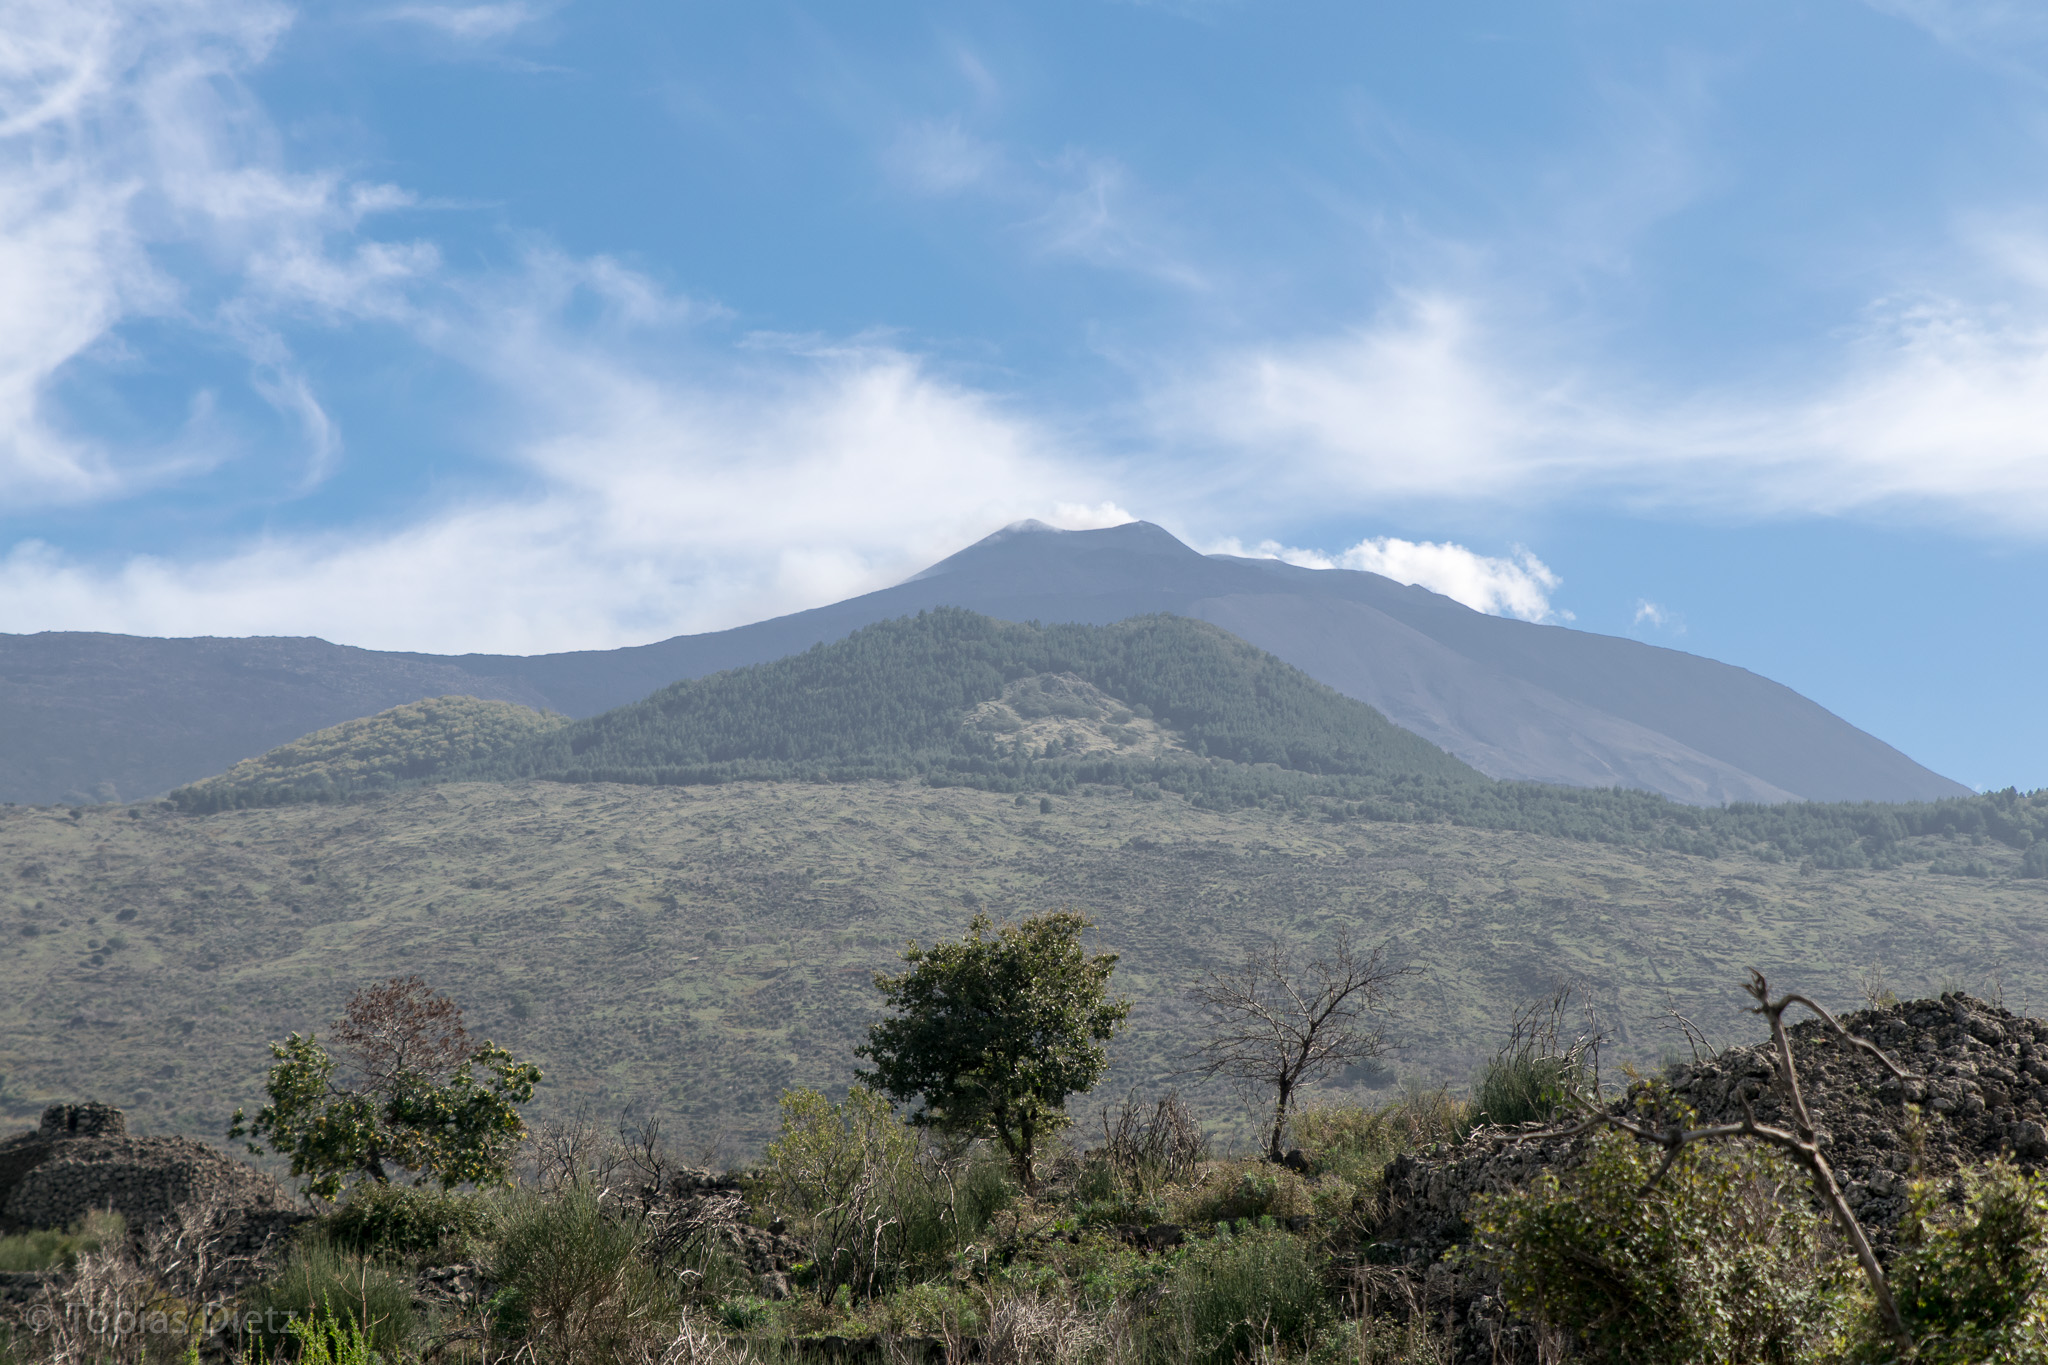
[858,911,1129,1191]
[231,976,541,1201]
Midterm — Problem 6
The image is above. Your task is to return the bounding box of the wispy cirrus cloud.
[374,3,551,42]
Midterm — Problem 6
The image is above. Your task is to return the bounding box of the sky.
[3,0,2046,792]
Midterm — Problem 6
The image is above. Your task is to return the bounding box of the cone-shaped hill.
[171,695,567,813]
[440,609,1483,798]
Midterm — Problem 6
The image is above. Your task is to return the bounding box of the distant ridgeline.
[171,609,2048,875]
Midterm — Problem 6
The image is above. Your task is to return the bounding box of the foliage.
[169,695,567,812]
[860,911,1129,1189]
[759,1086,1011,1297]
[278,1314,380,1365]
[1289,1090,1468,1191]
[240,1237,416,1359]
[230,977,542,1201]
[0,1210,123,1273]
[1848,1160,2048,1364]
[1471,989,1598,1128]
[447,610,1479,796]
[1143,1225,1332,1365]
[487,1185,676,1364]
[1468,1124,1853,1365]
[324,1182,490,1261]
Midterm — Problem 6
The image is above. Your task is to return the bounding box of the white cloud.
[1051,501,1138,529]
[1165,285,2048,534]
[0,0,456,507]
[887,117,1001,196]
[376,3,549,41]
[0,248,1125,650]
[1210,533,1564,622]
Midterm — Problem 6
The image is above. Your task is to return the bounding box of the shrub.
[1170,1161,1312,1228]
[1291,1100,1417,1189]
[1851,1160,2048,1363]
[487,1186,674,1364]
[277,1314,380,1365]
[1468,1124,1852,1365]
[761,1087,1011,1298]
[1471,991,1595,1128]
[0,1210,124,1272]
[1144,1226,1330,1365]
[325,1183,488,1261]
[241,1238,416,1359]
[878,1281,983,1338]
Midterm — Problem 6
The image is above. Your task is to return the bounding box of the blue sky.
[3,1,2046,791]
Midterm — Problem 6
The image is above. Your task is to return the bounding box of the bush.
[487,1186,674,1364]
[1468,1123,1851,1365]
[325,1183,488,1261]
[1291,1100,1420,1190]
[1144,1226,1331,1365]
[761,1087,1011,1298]
[1171,1161,1313,1228]
[1471,991,1595,1128]
[1852,1159,2048,1363]
[241,1237,416,1359]
[877,1281,983,1337]
[0,1210,124,1272]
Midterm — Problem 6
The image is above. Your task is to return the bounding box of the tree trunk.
[1266,1077,1292,1162]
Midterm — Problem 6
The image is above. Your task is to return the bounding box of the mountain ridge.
[0,521,1968,806]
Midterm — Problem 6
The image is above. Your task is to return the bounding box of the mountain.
[0,521,1970,806]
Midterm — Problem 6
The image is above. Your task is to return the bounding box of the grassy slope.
[3,781,2045,1159]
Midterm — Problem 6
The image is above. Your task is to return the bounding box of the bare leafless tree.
[1182,931,1413,1161]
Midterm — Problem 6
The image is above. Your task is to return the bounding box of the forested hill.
[166,608,2048,879]
[442,609,1482,794]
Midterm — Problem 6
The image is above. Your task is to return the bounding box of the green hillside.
[4,779,2046,1156]
[169,695,566,813]
[167,609,2048,878]
[448,609,1480,792]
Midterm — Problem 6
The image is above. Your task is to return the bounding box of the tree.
[1184,931,1409,1162]
[857,911,1129,1191]
[231,976,542,1201]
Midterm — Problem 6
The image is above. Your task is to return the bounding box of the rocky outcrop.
[613,1167,806,1300]
[1371,993,2048,1363]
[0,1103,306,1251]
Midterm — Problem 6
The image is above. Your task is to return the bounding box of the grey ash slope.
[0,521,1966,805]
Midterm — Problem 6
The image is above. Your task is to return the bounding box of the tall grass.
[488,1185,676,1364]
[239,1237,415,1360]
[0,1210,124,1273]
[1471,989,1597,1128]
[1143,1227,1329,1365]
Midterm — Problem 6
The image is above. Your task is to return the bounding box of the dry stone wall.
[0,1103,305,1251]
[1371,993,2048,1363]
